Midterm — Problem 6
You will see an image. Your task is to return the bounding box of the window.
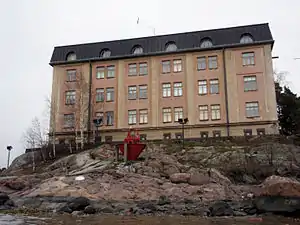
[173,59,182,72]
[174,82,183,97]
[174,107,183,122]
[163,108,172,123]
[163,133,171,140]
[244,76,257,91]
[128,110,137,125]
[198,80,207,95]
[165,42,177,52]
[66,52,76,61]
[133,46,143,54]
[213,130,221,138]
[208,56,218,69]
[100,49,111,58]
[240,34,254,44]
[65,90,76,105]
[66,70,76,82]
[197,57,206,70]
[162,83,171,97]
[96,67,105,79]
[139,109,148,124]
[162,60,171,73]
[210,79,219,94]
[64,114,74,127]
[128,86,137,100]
[244,129,253,137]
[200,39,213,48]
[139,85,148,99]
[257,128,265,136]
[242,52,255,66]
[175,133,182,139]
[246,102,259,117]
[139,63,148,75]
[211,104,221,120]
[128,63,137,76]
[140,134,147,141]
[95,112,103,118]
[106,88,114,102]
[200,131,208,138]
[107,65,115,78]
[106,111,114,125]
[199,105,208,121]
[96,88,105,102]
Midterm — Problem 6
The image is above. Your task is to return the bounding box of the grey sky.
[0,0,299,167]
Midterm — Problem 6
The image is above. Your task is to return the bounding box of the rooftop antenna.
[137,17,156,36]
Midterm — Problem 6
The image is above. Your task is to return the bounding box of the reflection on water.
[0,214,298,225]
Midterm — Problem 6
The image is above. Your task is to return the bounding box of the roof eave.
[49,40,274,67]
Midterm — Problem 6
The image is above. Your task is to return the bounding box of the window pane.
[173,59,182,72]
[96,88,104,102]
[106,111,114,125]
[198,80,207,95]
[107,65,115,78]
[174,107,183,122]
[139,85,148,99]
[162,83,171,97]
[174,82,183,96]
[242,52,255,66]
[139,63,148,75]
[246,102,259,117]
[65,91,76,105]
[129,64,137,76]
[244,76,257,91]
[163,108,172,122]
[162,60,171,73]
[128,110,137,124]
[106,88,114,101]
[210,79,219,94]
[208,56,218,69]
[96,67,105,79]
[166,43,177,52]
[64,114,74,127]
[128,86,137,100]
[67,70,76,81]
[197,57,206,70]
[199,105,208,121]
[211,104,221,120]
[139,109,148,124]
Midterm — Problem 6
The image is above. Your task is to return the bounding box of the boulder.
[5,180,26,191]
[188,173,210,186]
[260,175,300,197]
[68,197,90,211]
[84,205,96,214]
[169,173,190,184]
[209,201,234,217]
[0,192,10,205]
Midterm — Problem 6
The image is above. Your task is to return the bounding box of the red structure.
[118,128,146,161]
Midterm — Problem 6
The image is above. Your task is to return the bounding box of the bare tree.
[46,96,57,158]
[65,67,90,151]
[23,117,48,171]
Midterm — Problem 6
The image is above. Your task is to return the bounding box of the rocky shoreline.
[1,142,300,218]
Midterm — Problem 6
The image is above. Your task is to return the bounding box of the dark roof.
[50,23,274,66]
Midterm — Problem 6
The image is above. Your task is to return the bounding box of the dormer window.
[200,38,213,48]
[100,49,111,58]
[240,34,254,44]
[132,46,143,54]
[165,42,177,52]
[66,52,76,61]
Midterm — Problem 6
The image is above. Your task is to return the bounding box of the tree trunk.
[52,131,56,159]
[80,128,84,150]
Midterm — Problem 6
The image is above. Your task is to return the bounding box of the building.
[49,23,278,143]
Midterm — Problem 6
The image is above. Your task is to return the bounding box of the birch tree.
[46,96,57,158]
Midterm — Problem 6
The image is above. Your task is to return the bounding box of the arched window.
[240,34,254,44]
[132,46,143,54]
[165,42,177,52]
[200,38,213,48]
[66,52,76,61]
[100,49,111,58]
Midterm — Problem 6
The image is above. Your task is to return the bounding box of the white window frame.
[162,60,171,73]
[211,104,221,120]
[107,65,115,78]
[173,59,182,72]
[139,85,148,99]
[128,86,137,100]
[65,90,76,105]
[163,108,172,123]
[246,102,259,117]
[129,63,137,76]
[96,88,104,102]
[242,52,255,66]
[198,80,207,95]
[96,67,105,79]
[106,88,114,101]
[244,76,257,91]
[162,83,171,97]
[173,82,183,97]
[174,107,183,122]
[199,105,208,121]
[210,79,219,94]
[139,109,148,124]
[128,110,137,125]
[197,56,206,70]
[67,70,76,81]
[139,62,148,75]
[208,56,218,69]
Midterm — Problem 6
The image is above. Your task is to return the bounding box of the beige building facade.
[49,23,278,142]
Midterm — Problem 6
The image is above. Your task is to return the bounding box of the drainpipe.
[222,49,230,137]
[87,61,93,143]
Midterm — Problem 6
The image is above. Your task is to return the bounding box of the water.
[0,214,298,225]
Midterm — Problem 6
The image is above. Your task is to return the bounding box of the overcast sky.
[0,0,299,167]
